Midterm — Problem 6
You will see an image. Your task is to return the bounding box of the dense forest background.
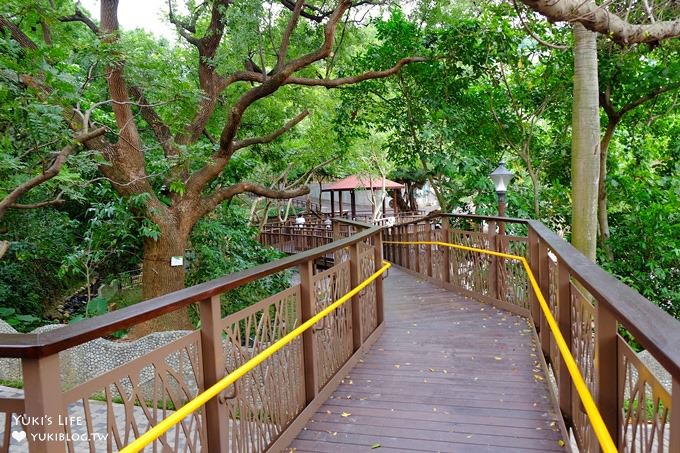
[0,0,677,334]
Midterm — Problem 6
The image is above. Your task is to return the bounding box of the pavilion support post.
[392,189,398,217]
[330,191,335,217]
[350,190,356,220]
[22,354,66,453]
[339,191,343,217]
[382,195,387,220]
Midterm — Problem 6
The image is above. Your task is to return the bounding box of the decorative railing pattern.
[618,337,672,452]
[385,216,529,316]
[0,223,384,452]
[62,331,205,452]
[570,282,598,451]
[384,213,679,453]
[220,286,304,453]
[259,226,333,255]
[359,244,378,340]
[313,262,353,390]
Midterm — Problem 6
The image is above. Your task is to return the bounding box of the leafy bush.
[186,205,291,320]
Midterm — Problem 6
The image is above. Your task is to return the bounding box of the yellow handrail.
[120,260,392,453]
[384,240,617,453]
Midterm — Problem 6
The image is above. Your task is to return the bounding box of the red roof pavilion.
[322,175,404,219]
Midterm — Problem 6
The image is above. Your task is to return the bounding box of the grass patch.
[0,379,24,389]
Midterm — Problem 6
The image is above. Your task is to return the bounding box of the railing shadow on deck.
[0,221,383,453]
[384,213,679,453]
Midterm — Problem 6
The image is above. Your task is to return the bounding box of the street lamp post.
[489,162,514,235]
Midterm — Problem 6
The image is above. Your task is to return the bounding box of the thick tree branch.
[0,241,8,260]
[59,7,100,35]
[0,128,106,219]
[0,16,38,50]
[167,0,200,46]
[128,86,177,157]
[599,85,618,119]
[10,194,65,210]
[277,0,306,70]
[285,57,426,87]
[619,82,680,116]
[284,0,353,74]
[233,110,310,151]
[520,0,680,45]
[512,0,568,50]
[199,183,310,220]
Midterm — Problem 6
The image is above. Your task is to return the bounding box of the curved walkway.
[288,267,567,452]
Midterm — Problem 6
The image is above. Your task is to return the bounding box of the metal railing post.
[199,295,229,451]
[298,260,319,403]
[556,259,573,426]
[671,378,680,451]
[349,242,363,351]
[487,220,499,300]
[441,219,450,284]
[528,226,541,327]
[425,225,433,277]
[22,354,66,453]
[596,304,620,449]
[374,232,385,326]
[538,239,551,357]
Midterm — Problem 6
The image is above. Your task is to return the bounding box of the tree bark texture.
[571,23,600,262]
[131,222,193,337]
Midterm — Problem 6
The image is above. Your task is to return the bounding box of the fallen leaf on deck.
[494,356,503,361]
[341,412,351,417]
[558,440,565,447]
[371,444,381,449]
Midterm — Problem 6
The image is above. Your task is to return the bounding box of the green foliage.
[186,204,291,318]
[0,307,42,332]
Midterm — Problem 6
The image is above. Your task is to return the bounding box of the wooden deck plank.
[287,267,565,452]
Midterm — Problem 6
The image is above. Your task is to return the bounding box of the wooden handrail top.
[0,225,382,359]
[526,220,680,379]
[333,218,376,229]
[393,212,528,227]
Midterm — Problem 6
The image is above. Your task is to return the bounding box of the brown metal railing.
[0,222,384,453]
[383,213,679,453]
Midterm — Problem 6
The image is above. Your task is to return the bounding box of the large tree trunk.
[570,24,600,262]
[598,118,619,259]
[130,222,194,337]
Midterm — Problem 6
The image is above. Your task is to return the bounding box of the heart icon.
[11,430,26,442]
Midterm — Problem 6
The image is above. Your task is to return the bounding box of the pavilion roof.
[323,175,404,191]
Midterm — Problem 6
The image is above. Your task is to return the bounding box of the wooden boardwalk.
[287,267,567,452]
